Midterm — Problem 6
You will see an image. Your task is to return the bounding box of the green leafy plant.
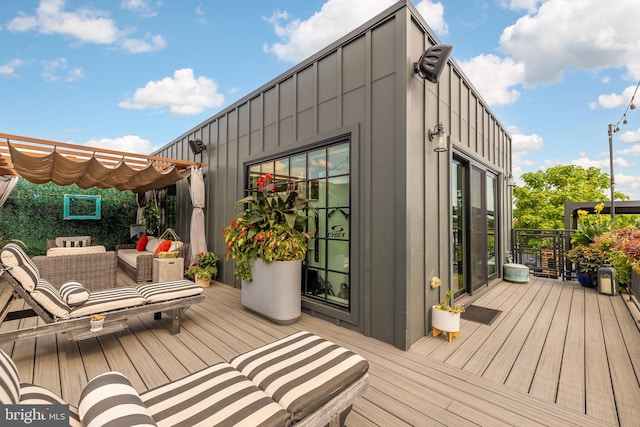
[187,251,219,281]
[434,289,465,314]
[223,173,312,281]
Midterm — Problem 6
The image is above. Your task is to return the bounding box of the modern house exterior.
[155,0,513,350]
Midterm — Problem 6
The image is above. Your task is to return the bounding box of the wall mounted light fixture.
[428,123,447,152]
[414,44,453,84]
[188,139,206,155]
[507,172,514,187]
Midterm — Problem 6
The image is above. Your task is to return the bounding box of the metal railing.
[512,229,573,281]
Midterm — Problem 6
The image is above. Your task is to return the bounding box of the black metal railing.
[512,229,573,280]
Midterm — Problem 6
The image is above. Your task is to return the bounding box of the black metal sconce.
[428,123,447,152]
[188,139,206,155]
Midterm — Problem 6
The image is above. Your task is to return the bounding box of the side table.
[153,257,184,282]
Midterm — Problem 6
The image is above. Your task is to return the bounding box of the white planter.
[431,305,461,333]
[241,259,301,324]
[195,274,210,287]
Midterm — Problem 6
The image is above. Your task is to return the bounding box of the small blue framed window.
[63,195,102,220]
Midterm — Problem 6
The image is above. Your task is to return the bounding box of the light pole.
[608,123,615,219]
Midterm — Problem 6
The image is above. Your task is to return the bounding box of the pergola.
[0,132,208,264]
[0,133,204,193]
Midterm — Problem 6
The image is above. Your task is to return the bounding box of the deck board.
[1,274,637,426]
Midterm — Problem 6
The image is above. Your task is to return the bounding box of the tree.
[513,165,627,230]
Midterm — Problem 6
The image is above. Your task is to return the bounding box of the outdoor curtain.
[8,142,191,193]
[0,175,18,208]
[188,166,207,266]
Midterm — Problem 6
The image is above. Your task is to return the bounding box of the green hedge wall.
[0,179,137,256]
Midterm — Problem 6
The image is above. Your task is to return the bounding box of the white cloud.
[120,0,158,18]
[511,132,543,154]
[120,34,166,53]
[7,0,165,53]
[499,0,640,85]
[591,84,640,110]
[618,128,640,144]
[118,68,225,116]
[0,59,25,77]
[84,135,158,155]
[264,0,447,63]
[501,0,542,14]
[41,58,83,82]
[458,54,525,105]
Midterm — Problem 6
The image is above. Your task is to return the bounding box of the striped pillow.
[60,281,90,307]
[30,279,71,319]
[0,243,39,291]
[230,331,369,422]
[19,383,81,427]
[79,371,157,427]
[0,350,20,404]
[141,362,291,427]
[136,280,203,303]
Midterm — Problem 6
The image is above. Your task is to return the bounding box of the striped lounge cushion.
[141,362,291,427]
[79,371,157,427]
[0,350,20,404]
[20,383,81,427]
[137,280,204,303]
[69,287,146,318]
[230,331,369,422]
[30,279,71,319]
[0,243,39,291]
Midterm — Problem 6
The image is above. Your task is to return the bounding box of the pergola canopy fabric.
[0,133,203,192]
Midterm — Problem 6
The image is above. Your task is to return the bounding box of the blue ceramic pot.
[576,269,597,288]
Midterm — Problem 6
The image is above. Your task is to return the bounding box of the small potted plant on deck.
[223,173,311,324]
[432,290,464,342]
[187,251,219,287]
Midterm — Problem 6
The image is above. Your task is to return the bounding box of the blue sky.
[2,0,640,198]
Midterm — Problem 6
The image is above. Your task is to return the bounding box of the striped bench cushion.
[0,243,39,291]
[20,383,81,427]
[137,280,204,303]
[30,279,71,318]
[230,331,369,422]
[79,371,157,427]
[141,362,291,427]
[60,281,91,307]
[69,287,146,318]
[0,350,20,404]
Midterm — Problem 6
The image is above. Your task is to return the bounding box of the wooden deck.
[0,274,638,426]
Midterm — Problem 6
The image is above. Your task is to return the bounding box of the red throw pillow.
[136,234,148,251]
[155,239,171,254]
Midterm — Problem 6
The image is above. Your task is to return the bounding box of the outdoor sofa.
[117,236,190,283]
[0,331,370,427]
[0,243,204,343]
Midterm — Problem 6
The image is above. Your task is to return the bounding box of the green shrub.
[0,179,137,255]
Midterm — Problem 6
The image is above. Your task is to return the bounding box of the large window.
[247,141,351,311]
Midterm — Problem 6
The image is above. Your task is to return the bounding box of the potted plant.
[223,173,311,324]
[90,314,105,331]
[187,251,219,287]
[432,290,464,342]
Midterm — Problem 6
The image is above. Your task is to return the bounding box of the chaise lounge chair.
[0,331,369,427]
[0,243,204,343]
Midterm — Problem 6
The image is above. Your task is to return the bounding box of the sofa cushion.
[155,240,172,254]
[145,237,162,254]
[0,243,39,292]
[60,281,91,307]
[168,241,183,252]
[230,331,369,422]
[46,245,107,257]
[30,279,71,319]
[141,362,291,427]
[0,350,20,404]
[137,280,203,303]
[117,248,150,268]
[69,287,146,318]
[137,234,148,251]
[79,371,157,427]
[55,236,91,248]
